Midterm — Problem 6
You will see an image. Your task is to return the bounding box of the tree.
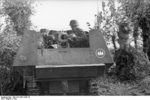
[0,0,34,95]
[118,0,150,59]
[96,0,150,82]
[2,0,34,35]
[96,0,132,52]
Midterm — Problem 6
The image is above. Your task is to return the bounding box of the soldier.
[39,29,55,49]
[67,20,89,47]
[69,20,86,39]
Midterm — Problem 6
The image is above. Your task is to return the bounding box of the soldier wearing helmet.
[69,20,86,39]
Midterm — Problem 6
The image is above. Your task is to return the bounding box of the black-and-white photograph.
[0,0,150,98]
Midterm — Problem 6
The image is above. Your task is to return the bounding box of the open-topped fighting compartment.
[13,29,113,67]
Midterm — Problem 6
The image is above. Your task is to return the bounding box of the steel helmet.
[70,20,79,26]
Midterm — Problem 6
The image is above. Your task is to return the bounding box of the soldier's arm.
[76,29,88,40]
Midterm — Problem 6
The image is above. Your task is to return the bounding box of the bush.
[0,68,26,95]
[132,50,150,80]
[0,18,22,95]
[90,76,150,95]
[0,24,22,67]
[90,76,139,95]
[109,48,150,82]
[113,49,135,81]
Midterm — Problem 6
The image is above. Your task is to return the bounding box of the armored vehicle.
[13,29,113,95]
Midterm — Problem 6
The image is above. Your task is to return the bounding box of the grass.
[90,76,150,96]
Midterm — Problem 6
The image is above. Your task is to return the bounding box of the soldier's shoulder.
[77,28,84,32]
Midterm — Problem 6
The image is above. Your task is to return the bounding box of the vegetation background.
[0,0,150,95]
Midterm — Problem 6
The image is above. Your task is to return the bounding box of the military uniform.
[67,28,89,48]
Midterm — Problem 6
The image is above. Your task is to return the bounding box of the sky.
[31,0,102,31]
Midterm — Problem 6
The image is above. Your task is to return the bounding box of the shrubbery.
[0,0,33,95]
[90,75,150,95]
[91,48,150,95]
[90,76,138,95]
[113,49,135,81]
[0,25,23,95]
[0,67,26,95]
[109,48,150,82]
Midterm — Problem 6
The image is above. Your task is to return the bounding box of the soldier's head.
[70,20,79,30]
[40,28,49,36]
